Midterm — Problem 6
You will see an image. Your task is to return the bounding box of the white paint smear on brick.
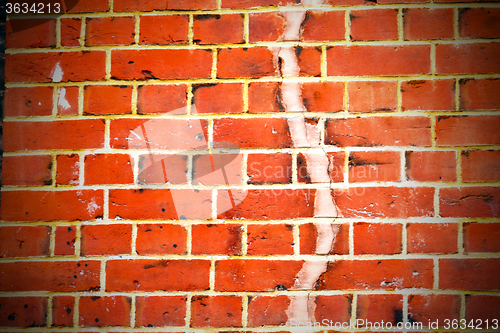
[57,87,71,111]
[51,62,63,82]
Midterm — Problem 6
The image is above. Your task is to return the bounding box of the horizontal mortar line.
[4,110,500,122]
[5,73,500,87]
[7,38,500,54]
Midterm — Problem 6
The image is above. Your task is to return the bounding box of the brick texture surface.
[2,0,499,331]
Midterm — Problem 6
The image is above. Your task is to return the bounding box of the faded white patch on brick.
[51,62,63,82]
[57,87,71,111]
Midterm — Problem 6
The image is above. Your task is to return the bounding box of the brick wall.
[2,0,500,331]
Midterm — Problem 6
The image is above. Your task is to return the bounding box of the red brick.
[191,296,242,327]
[85,154,133,185]
[112,49,212,80]
[407,223,458,254]
[194,14,244,44]
[404,8,454,40]
[249,12,285,42]
[0,297,47,327]
[315,295,352,325]
[52,296,74,327]
[0,226,50,258]
[348,81,397,113]
[328,45,430,76]
[317,259,434,290]
[6,18,55,48]
[436,43,500,74]
[4,119,105,151]
[57,86,79,115]
[214,118,292,149]
[84,85,132,115]
[137,84,187,114]
[350,9,398,41]
[79,296,130,327]
[354,223,402,255]
[0,261,100,291]
[81,224,132,256]
[440,258,500,290]
[217,189,314,220]
[222,0,296,8]
[302,82,343,112]
[460,8,500,38]
[215,260,303,291]
[218,47,277,78]
[460,78,500,110]
[193,83,243,114]
[2,155,52,186]
[349,151,401,182]
[247,224,294,255]
[462,150,500,182]
[464,222,500,253]
[106,259,210,291]
[298,151,344,183]
[136,296,186,327]
[302,11,345,41]
[297,47,322,77]
[140,15,188,45]
[109,189,212,220]
[357,294,403,325]
[192,153,241,184]
[337,187,434,218]
[110,118,208,150]
[0,190,103,222]
[5,51,106,83]
[54,226,76,256]
[401,79,455,111]
[325,117,431,147]
[300,223,349,255]
[406,151,456,182]
[56,154,79,185]
[68,0,109,12]
[247,296,289,326]
[85,17,135,46]
[377,0,427,3]
[440,186,500,217]
[408,294,460,325]
[248,82,283,113]
[114,0,217,11]
[136,224,186,255]
[466,295,500,326]
[436,115,500,146]
[192,224,242,255]
[247,153,292,184]
[4,86,53,117]
[61,18,81,47]
[138,154,188,184]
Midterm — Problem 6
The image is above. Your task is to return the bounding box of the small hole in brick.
[24,304,28,309]
[66,308,72,314]
[173,244,177,248]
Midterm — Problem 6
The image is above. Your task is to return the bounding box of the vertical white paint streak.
[51,62,63,82]
[277,0,341,328]
[57,87,71,110]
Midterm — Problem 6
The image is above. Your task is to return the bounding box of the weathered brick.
[57,86,79,115]
[52,295,74,327]
[1,190,103,222]
[325,117,431,147]
[407,223,458,254]
[406,151,456,182]
[7,18,56,48]
[464,222,500,253]
[194,14,244,44]
[84,85,132,115]
[408,294,460,325]
[81,224,132,255]
[54,226,76,256]
[111,49,212,80]
[138,154,188,184]
[328,45,430,76]
[86,17,135,46]
[2,155,52,186]
[4,86,53,117]
[302,11,345,41]
[460,78,500,110]
[348,81,397,113]
[466,295,500,326]
[247,224,294,255]
[357,294,403,325]
[79,296,130,327]
[56,154,79,185]
[401,79,455,111]
[247,295,289,326]
[350,9,398,41]
[140,15,188,45]
[440,259,500,290]
[136,224,186,255]
[84,154,134,185]
[0,226,51,258]
[191,224,242,255]
[300,223,349,255]
[0,297,47,327]
[436,115,500,146]
[460,8,500,38]
[249,12,285,42]
[192,83,243,114]
[440,186,500,217]
[218,47,277,78]
[106,259,210,291]
[349,151,401,182]
[136,296,186,327]
[353,223,402,255]
[247,153,292,185]
[317,259,434,290]
[137,84,187,114]
[0,261,100,291]
[61,18,82,47]
[114,0,217,11]
[436,43,500,74]
[404,8,454,40]
[191,296,242,327]
[301,81,343,112]
[462,150,500,182]
[5,51,106,83]
[4,119,105,151]
[315,295,352,325]
[248,82,283,113]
